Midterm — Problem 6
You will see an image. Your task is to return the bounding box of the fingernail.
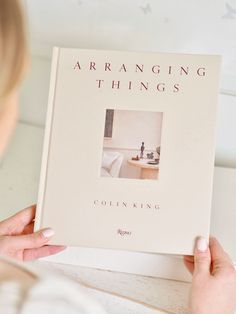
[42,228,55,238]
[196,237,208,252]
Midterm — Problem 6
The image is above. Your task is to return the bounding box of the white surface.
[44,247,191,282]
[34,261,189,314]
[211,166,236,257]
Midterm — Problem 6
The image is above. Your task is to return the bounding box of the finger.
[209,237,234,275]
[6,228,55,250]
[193,237,211,277]
[21,222,34,235]
[23,245,66,261]
[183,255,194,274]
[0,205,36,236]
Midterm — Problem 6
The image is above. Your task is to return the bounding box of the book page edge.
[34,47,60,231]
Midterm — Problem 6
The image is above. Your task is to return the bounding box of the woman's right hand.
[0,205,66,261]
[184,237,236,314]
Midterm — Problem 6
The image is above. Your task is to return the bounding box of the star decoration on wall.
[140,3,151,14]
[222,3,236,19]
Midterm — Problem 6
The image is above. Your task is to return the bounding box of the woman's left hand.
[0,205,66,261]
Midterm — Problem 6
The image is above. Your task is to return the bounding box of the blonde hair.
[0,0,28,102]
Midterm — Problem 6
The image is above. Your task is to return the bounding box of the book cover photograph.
[35,47,221,255]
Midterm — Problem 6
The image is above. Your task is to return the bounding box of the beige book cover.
[35,47,221,255]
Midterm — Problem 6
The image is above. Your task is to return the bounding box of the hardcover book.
[35,47,221,255]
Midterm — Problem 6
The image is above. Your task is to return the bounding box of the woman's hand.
[0,205,66,261]
[184,237,236,314]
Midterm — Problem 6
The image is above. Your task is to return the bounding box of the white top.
[0,257,106,314]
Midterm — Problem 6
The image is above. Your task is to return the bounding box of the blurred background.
[1,0,236,217]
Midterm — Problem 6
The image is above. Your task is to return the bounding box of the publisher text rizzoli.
[117,229,132,236]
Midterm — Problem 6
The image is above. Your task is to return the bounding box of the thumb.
[209,237,234,275]
[7,228,55,250]
[193,237,211,277]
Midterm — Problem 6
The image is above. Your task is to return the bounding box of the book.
[35,47,221,255]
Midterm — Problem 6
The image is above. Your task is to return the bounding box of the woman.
[0,1,236,313]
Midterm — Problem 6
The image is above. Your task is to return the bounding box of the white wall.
[104,110,163,151]
[25,0,236,80]
[216,94,236,167]
[19,56,51,126]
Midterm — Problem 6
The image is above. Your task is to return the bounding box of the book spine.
[34,47,60,231]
